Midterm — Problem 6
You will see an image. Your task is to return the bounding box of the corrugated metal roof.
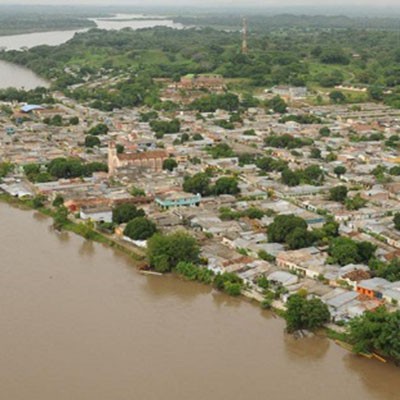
[20,105,44,113]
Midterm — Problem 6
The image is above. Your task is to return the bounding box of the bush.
[214,272,243,296]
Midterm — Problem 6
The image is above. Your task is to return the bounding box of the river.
[0,14,183,90]
[0,14,183,51]
[0,202,399,400]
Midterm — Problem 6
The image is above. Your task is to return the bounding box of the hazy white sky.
[0,0,399,7]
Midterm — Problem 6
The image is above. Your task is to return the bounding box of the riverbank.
[0,193,145,262]
[0,192,395,367]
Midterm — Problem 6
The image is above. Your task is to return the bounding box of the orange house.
[356,278,389,300]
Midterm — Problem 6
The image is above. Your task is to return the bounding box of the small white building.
[80,206,112,223]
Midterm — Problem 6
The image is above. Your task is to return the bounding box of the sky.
[0,0,399,7]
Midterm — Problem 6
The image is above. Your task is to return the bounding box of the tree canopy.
[123,217,157,241]
[285,293,331,333]
[112,203,145,224]
[147,231,200,273]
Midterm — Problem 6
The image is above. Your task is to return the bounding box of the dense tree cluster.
[123,217,157,241]
[349,307,400,362]
[23,158,107,182]
[206,143,236,159]
[329,185,348,203]
[328,237,376,266]
[214,272,244,296]
[370,258,400,283]
[183,173,240,196]
[87,123,109,136]
[112,203,145,225]
[147,231,200,273]
[150,118,181,137]
[279,114,322,124]
[281,165,324,187]
[162,158,178,171]
[190,93,239,112]
[264,134,313,149]
[268,214,315,250]
[285,293,331,333]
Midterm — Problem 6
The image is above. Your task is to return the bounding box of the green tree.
[87,123,109,135]
[268,214,308,244]
[147,231,200,273]
[112,203,145,224]
[286,227,315,250]
[349,307,400,362]
[214,272,243,296]
[310,147,322,159]
[345,193,367,211]
[357,241,377,264]
[327,236,376,266]
[52,194,64,207]
[32,195,46,209]
[368,86,384,101]
[281,168,301,187]
[47,158,86,178]
[162,158,178,171]
[213,177,240,195]
[53,206,69,230]
[23,163,41,181]
[394,213,400,231]
[0,162,13,179]
[329,90,346,104]
[334,165,347,178]
[267,95,287,113]
[303,165,324,185]
[329,185,348,203]
[116,144,124,154]
[69,116,79,125]
[183,173,210,196]
[319,127,331,137]
[84,135,100,148]
[123,217,156,240]
[285,294,331,333]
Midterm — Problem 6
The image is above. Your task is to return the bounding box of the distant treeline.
[173,14,400,31]
[0,12,97,37]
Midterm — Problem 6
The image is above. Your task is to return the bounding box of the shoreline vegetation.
[0,193,393,366]
[0,17,96,38]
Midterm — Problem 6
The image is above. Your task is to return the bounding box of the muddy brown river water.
[0,202,399,400]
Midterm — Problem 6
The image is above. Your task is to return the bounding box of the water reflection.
[52,230,70,244]
[284,334,330,361]
[212,291,242,309]
[78,239,95,257]
[32,211,48,222]
[343,354,400,400]
[143,273,211,304]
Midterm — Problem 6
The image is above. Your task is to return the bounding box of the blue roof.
[20,105,44,113]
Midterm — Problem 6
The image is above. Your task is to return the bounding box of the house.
[155,192,201,209]
[0,181,33,198]
[276,247,326,279]
[267,271,298,287]
[80,206,112,223]
[356,277,390,299]
[382,282,400,305]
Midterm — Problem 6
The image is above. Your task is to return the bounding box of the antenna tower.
[242,17,248,55]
